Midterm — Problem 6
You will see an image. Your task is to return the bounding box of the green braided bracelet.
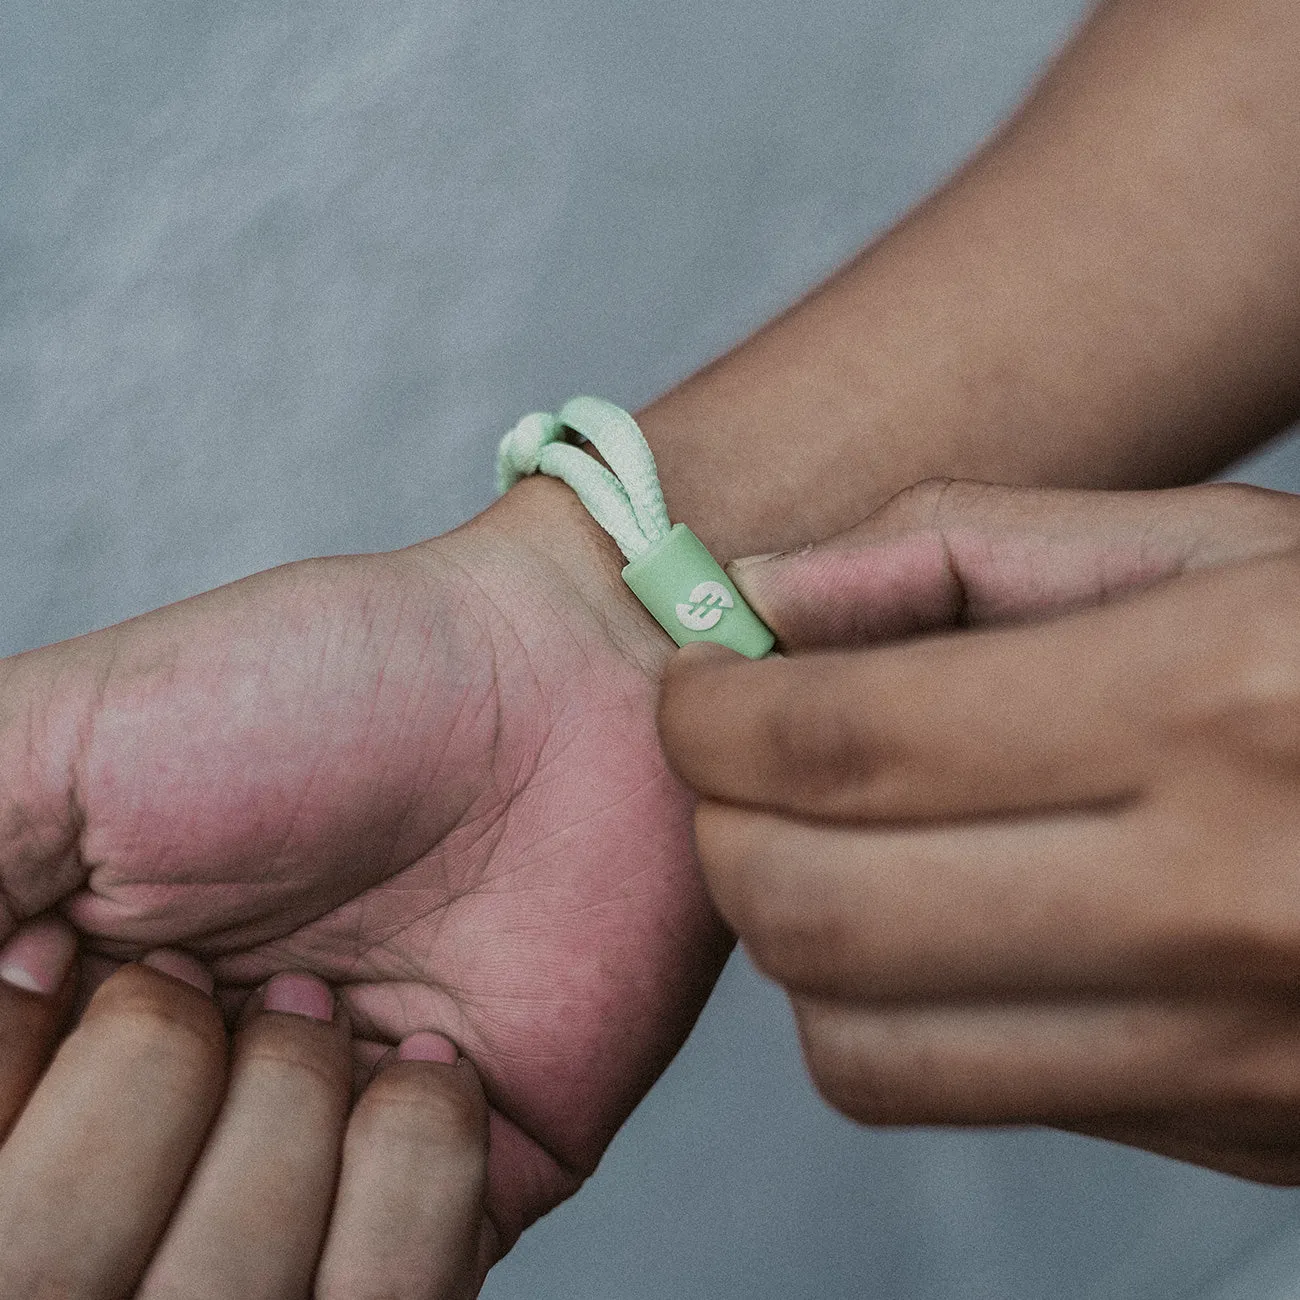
[498,396,775,659]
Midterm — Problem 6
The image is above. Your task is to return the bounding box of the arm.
[2,0,1297,1262]
[640,0,1300,557]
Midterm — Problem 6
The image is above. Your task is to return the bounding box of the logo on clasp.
[675,581,734,632]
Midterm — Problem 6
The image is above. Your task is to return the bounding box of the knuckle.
[237,1021,350,1102]
[869,478,960,533]
[357,1066,487,1151]
[795,1002,918,1125]
[698,815,835,988]
[758,671,880,806]
[1195,481,1300,538]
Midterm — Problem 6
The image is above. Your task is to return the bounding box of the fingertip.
[0,917,78,1142]
[725,547,802,608]
[692,799,756,879]
[261,971,334,1022]
[397,1031,459,1065]
[357,1044,489,1159]
[140,948,214,997]
[660,648,772,802]
[660,636,776,762]
[660,641,749,727]
[317,1041,490,1300]
[0,916,77,998]
[672,640,745,670]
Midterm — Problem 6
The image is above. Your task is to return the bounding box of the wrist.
[434,477,676,677]
[634,392,804,562]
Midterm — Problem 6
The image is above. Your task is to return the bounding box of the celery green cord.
[496,396,671,561]
[498,395,777,659]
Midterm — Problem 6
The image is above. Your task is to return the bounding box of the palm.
[0,487,729,1250]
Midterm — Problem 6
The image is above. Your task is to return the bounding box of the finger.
[0,953,227,1299]
[316,1033,490,1300]
[661,589,1163,821]
[137,972,352,1300]
[727,479,1300,651]
[1064,1104,1300,1185]
[696,800,1190,1001]
[0,915,77,1138]
[792,993,1300,1129]
[666,550,1289,822]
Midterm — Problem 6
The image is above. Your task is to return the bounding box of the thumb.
[0,636,111,935]
[727,479,1300,652]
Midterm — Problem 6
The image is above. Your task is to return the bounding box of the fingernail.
[726,542,812,575]
[398,1031,459,1065]
[726,551,785,572]
[0,918,76,996]
[263,971,334,1022]
[141,949,214,996]
[726,544,815,602]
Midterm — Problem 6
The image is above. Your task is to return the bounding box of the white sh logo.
[676,581,734,632]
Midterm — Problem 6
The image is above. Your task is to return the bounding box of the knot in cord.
[497,396,671,561]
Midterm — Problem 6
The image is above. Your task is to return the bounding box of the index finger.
[728,480,1300,653]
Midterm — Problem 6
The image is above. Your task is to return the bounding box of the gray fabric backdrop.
[6,1,1300,1295]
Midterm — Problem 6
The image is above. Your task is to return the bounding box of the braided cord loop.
[497,397,670,561]
[497,397,775,658]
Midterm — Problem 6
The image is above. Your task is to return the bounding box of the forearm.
[639,0,1300,558]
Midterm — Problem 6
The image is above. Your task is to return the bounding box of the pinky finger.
[0,916,76,1139]
[316,1033,490,1300]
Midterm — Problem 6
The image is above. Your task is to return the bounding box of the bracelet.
[497,396,775,659]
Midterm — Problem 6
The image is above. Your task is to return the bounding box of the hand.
[0,916,488,1299]
[659,478,1300,1183]
[0,478,730,1255]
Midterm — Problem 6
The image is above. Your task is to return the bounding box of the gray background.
[5,0,1300,1296]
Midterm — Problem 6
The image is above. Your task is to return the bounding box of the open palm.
[0,481,729,1260]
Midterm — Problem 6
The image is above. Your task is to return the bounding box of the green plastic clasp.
[621,523,775,659]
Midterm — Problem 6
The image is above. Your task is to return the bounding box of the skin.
[640,0,1300,557]
[660,480,1300,1183]
[0,480,725,1253]
[6,0,1300,1269]
[0,917,489,1299]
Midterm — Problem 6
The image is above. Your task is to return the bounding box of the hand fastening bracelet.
[498,396,775,659]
